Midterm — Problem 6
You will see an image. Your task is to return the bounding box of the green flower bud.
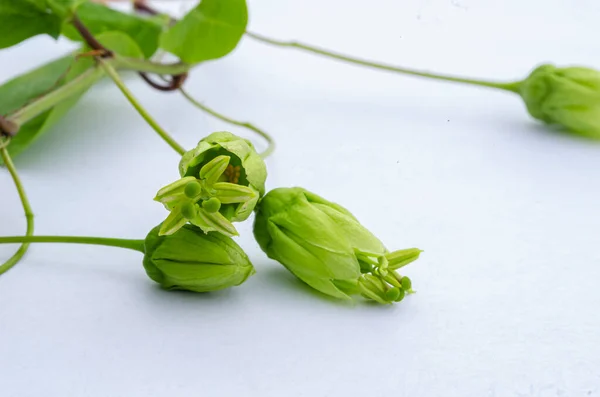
[519,64,600,139]
[395,288,405,302]
[202,197,221,213]
[253,187,422,304]
[143,224,255,292]
[155,132,268,237]
[384,287,401,302]
[401,276,412,291]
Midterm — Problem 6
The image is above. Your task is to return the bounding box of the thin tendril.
[178,88,275,159]
[0,138,35,276]
[96,57,186,155]
[0,235,145,253]
[245,31,522,93]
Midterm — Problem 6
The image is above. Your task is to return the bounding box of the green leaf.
[160,0,248,64]
[61,2,164,58]
[0,31,142,161]
[0,57,98,161]
[94,31,145,59]
[46,0,87,19]
[0,0,63,49]
[0,56,73,159]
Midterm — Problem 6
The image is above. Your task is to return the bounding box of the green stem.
[4,56,193,130]
[0,235,145,253]
[245,31,522,93]
[114,56,191,76]
[97,58,186,155]
[0,139,35,275]
[6,66,106,127]
[179,88,276,159]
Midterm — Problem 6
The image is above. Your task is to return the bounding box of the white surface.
[1,0,600,396]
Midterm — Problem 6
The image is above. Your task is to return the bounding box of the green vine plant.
[1,0,598,303]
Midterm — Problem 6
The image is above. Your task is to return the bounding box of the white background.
[1,0,600,396]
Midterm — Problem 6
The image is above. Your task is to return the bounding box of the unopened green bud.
[184,180,203,199]
[143,224,255,292]
[155,132,267,237]
[519,64,600,139]
[395,288,406,302]
[401,276,412,291]
[180,202,198,220]
[385,287,401,302]
[202,197,221,213]
[254,187,421,304]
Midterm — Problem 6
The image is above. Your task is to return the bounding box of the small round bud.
[181,202,197,220]
[184,181,202,198]
[202,197,222,213]
[395,288,406,302]
[385,287,401,302]
[401,276,412,291]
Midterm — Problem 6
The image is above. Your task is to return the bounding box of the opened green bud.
[155,132,267,237]
[519,64,600,139]
[143,224,255,292]
[253,187,422,304]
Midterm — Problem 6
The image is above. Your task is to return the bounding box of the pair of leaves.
[0,0,164,59]
[1,0,250,63]
[0,32,144,161]
[62,1,168,59]
[63,0,250,64]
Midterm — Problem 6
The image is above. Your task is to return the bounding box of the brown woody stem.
[139,72,188,92]
[72,15,113,57]
[133,0,158,16]
[0,116,19,136]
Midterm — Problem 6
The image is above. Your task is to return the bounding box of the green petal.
[200,132,267,195]
[191,208,239,237]
[199,155,230,186]
[155,176,198,202]
[358,276,389,304]
[302,189,358,221]
[213,182,256,204]
[159,205,188,236]
[314,203,386,256]
[231,194,258,223]
[265,220,354,300]
[269,201,352,255]
[386,248,422,269]
[179,140,216,175]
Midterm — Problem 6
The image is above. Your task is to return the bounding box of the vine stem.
[0,139,35,275]
[0,235,145,253]
[3,57,190,132]
[96,57,186,156]
[114,56,190,76]
[245,31,522,93]
[178,88,276,159]
[6,66,105,127]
